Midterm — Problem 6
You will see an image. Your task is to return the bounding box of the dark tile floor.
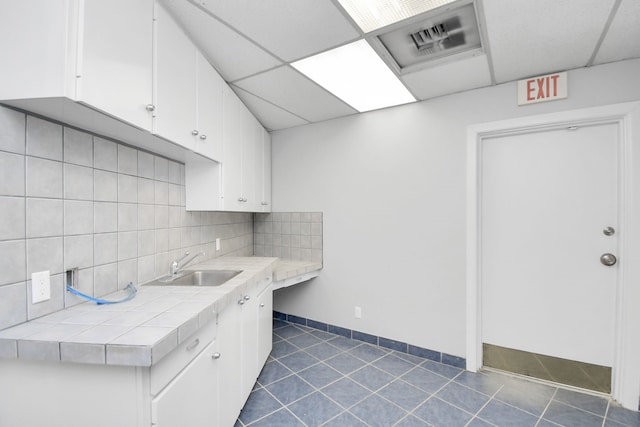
[236,320,640,427]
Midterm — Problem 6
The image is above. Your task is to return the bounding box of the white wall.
[271,58,640,358]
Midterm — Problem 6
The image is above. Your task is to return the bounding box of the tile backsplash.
[0,105,253,330]
[254,212,323,264]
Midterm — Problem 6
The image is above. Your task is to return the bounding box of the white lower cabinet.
[241,286,259,403]
[152,340,219,427]
[0,279,274,427]
[218,279,274,425]
[217,298,244,427]
[257,283,274,367]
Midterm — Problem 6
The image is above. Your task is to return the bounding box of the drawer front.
[150,319,217,395]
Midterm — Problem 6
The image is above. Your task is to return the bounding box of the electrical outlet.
[215,238,221,251]
[31,270,51,304]
[354,306,362,319]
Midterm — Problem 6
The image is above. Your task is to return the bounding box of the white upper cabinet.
[220,86,269,212]
[0,0,269,212]
[0,0,155,131]
[259,128,272,212]
[222,86,245,211]
[195,51,224,162]
[0,1,71,100]
[186,87,271,213]
[153,3,224,159]
[79,0,154,131]
[153,2,198,151]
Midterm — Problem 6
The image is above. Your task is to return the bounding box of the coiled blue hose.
[66,282,137,305]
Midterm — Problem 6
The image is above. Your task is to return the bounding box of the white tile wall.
[0,105,254,330]
[254,212,323,263]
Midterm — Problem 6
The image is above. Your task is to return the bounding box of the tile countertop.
[273,259,322,282]
[0,257,278,368]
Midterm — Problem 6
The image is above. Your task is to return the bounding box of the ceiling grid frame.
[159,0,640,131]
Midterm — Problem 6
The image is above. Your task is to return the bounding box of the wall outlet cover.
[31,270,51,304]
[355,306,362,319]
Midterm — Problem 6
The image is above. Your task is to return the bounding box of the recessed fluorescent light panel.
[292,40,416,113]
[337,0,459,33]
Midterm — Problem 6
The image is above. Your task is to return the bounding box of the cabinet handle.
[238,299,245,305]
[145,104,155,112]
[238,197,244,202]
[260,303,265,307]
[191,129,199,136]
[199,134,207,141]
[186,338,200,351]
[244,295,250,301]
[212,352,221,360]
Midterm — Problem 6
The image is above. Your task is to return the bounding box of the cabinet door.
[241,114,259,211]
[0,0,72,100]
[222,86,244,211]
[259,129,272,212]
[153,2,197,150]
[195,51,223,162]
[151,340,219,427]
[241,290,259,404]
[257,283,274,368]
[217,300,244,426]
[79,0,153,131]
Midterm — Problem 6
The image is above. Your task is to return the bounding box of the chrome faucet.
[169,251,205,276]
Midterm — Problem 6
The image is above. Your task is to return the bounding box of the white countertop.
[273,259,322,282]
[0,257,277,368]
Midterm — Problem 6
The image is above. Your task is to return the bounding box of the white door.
[481,122,619,368]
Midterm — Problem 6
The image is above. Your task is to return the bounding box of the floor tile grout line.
[462,380,508,427]
[269,322,633,427]
[274,327,441,426]
[401,367,474,425]
[535,387,559,427]
[601,399,611,427]
[275,322,477,420]
[244,379,311,427]
[549,397,611,420]
[268,334,379,423]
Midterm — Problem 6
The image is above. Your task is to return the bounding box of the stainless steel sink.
[145,270,242,287]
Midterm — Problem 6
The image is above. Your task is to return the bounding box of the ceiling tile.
[233,87,310,131]
[195,0,361,62]
[593,0,640,65]
[160,0,282,82]
[484,0,617,83]
[234,66,358,123]
[401,54,492,100]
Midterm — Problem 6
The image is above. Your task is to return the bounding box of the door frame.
[466,101,640,410]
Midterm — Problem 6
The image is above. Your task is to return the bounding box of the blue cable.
[66,282,137,305]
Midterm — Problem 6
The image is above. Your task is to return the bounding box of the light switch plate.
[31,270,51,304]
[215,238,221,251]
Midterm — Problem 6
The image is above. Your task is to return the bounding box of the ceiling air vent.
[373,2,482,74]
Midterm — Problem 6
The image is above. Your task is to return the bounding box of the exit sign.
[517,72,568,105]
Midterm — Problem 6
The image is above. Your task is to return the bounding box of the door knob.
[603,227,615,236]
[600,253,617,266]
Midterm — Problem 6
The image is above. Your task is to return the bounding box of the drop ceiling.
[161,0,640,131]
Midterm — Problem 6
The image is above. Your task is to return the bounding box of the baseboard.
[273,311,465,369]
